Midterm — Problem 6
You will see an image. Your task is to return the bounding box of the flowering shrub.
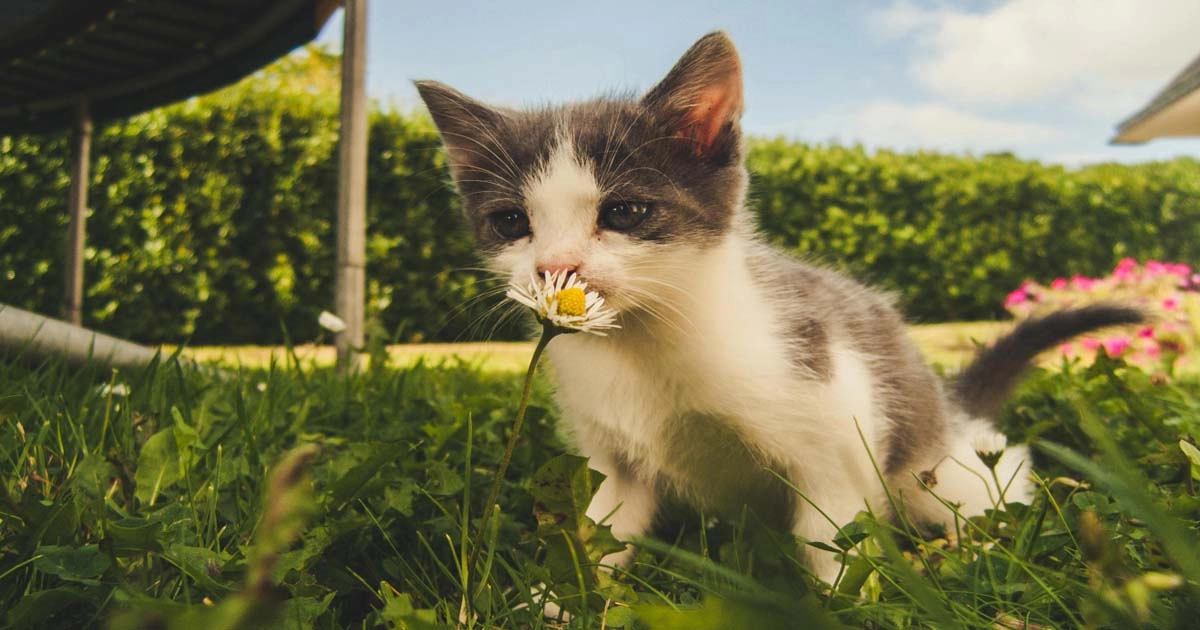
[1004,258,1200,368]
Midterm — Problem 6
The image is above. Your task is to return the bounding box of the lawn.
[176,321,1014,373]
[3,330,1200,628]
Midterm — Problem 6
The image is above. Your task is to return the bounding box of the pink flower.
[1162,295,1180,310]
[1102,335,1131,355]
[1070,274,1096,290]
[1142,339,1161,358]
[1080,337,1101,350]
[1114,257,1138,273]
[1058,342,1074,355]
[1004,282,1032,307]
[1137,325,1156,339]
[1169,263,1191,277]
[1050,277,1068,290]
[1113,257,1138,281]
[1146,260,1167,275]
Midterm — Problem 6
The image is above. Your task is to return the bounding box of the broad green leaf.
[636,594,845,630]
[327,442,397,508]
[32,544,111,582]
[5,587,97,628]
[1179,440,1200,479]
[381,478,418,516]
[529,453,603,533]
[603,604,638,627]
[107,516,164,556]
[422,459,464,496]
[135,428,181,505]
[278,593,335,628]
[70,453,117,499]
[20,495,80,545]
[162,544,234,592]
[376,581,446,629]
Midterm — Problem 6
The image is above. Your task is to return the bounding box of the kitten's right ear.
[414,80,505,179]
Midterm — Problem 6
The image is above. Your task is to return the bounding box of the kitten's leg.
[897,418,1033,532]
[584,450,659,568]
[790,481,876,586]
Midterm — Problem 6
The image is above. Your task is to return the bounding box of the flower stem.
[466,323,555,584]
[990,466,1008,508]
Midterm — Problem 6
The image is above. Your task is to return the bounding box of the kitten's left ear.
[643,31,743,159]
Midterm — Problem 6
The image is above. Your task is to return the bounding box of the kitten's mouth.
[572,274,606,296]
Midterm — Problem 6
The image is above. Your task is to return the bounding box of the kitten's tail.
[952,304,1144,417]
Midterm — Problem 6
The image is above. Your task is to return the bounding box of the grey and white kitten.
[416,32,1140,582]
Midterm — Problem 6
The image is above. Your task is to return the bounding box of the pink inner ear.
[681,76,742,155]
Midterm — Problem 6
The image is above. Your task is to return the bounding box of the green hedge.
[3,57,1198,343]
[1,58,507,344]
[749,141,1200,321]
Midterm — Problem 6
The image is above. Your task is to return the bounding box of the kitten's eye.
[599,201,652,232]
[487,209,531,240]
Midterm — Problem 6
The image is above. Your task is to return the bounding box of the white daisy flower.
[506,270,620,336]
[98,383,130,397]
[972,432,1008,470]
[318,310,347,333]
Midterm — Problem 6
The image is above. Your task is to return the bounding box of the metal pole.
[64,98,92,325]
[0,303,158,370]
[334,0,368,372]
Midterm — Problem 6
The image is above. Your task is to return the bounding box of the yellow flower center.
[555,287,586,317]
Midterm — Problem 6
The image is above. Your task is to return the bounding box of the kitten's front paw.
[599,544,636,571]
[530,583,572,622]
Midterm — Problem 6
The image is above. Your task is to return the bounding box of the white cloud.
[833,100,1063,153]
[876,0,1200,117]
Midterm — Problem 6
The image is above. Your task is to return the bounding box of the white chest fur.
[546,237,890,521]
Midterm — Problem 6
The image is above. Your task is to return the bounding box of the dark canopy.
[0,0,338,134]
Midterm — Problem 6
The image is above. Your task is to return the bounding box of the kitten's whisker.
[443,153,524,197]
[627,275,701,307]
[619,272,704,326]
[437,104,525,182]
[449,266,507,275]
[468,119,525,186]
[439,130,523,184]
[480,302,528,342]
[454,292,521,342]
[597,106,649,191]
[454,161,522,190]
[426,269,510,332]
[604,165,685,200]
[621,297,691,339]
[602,134,680,194]
[619,286,698,336]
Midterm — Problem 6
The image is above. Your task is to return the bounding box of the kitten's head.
[416,32,747,318]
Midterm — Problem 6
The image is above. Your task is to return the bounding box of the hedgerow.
[3,49,1197,343]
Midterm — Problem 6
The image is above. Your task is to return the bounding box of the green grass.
[2,342,1200,628]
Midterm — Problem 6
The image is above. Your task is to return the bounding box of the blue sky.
[315,0,1200,166]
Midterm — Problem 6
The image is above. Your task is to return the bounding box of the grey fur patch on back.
[747,244,948,473]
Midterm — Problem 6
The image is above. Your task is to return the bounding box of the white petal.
[98,383,130,397]
[318,310,347,333]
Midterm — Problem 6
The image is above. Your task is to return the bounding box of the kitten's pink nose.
[536,261,578,276]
